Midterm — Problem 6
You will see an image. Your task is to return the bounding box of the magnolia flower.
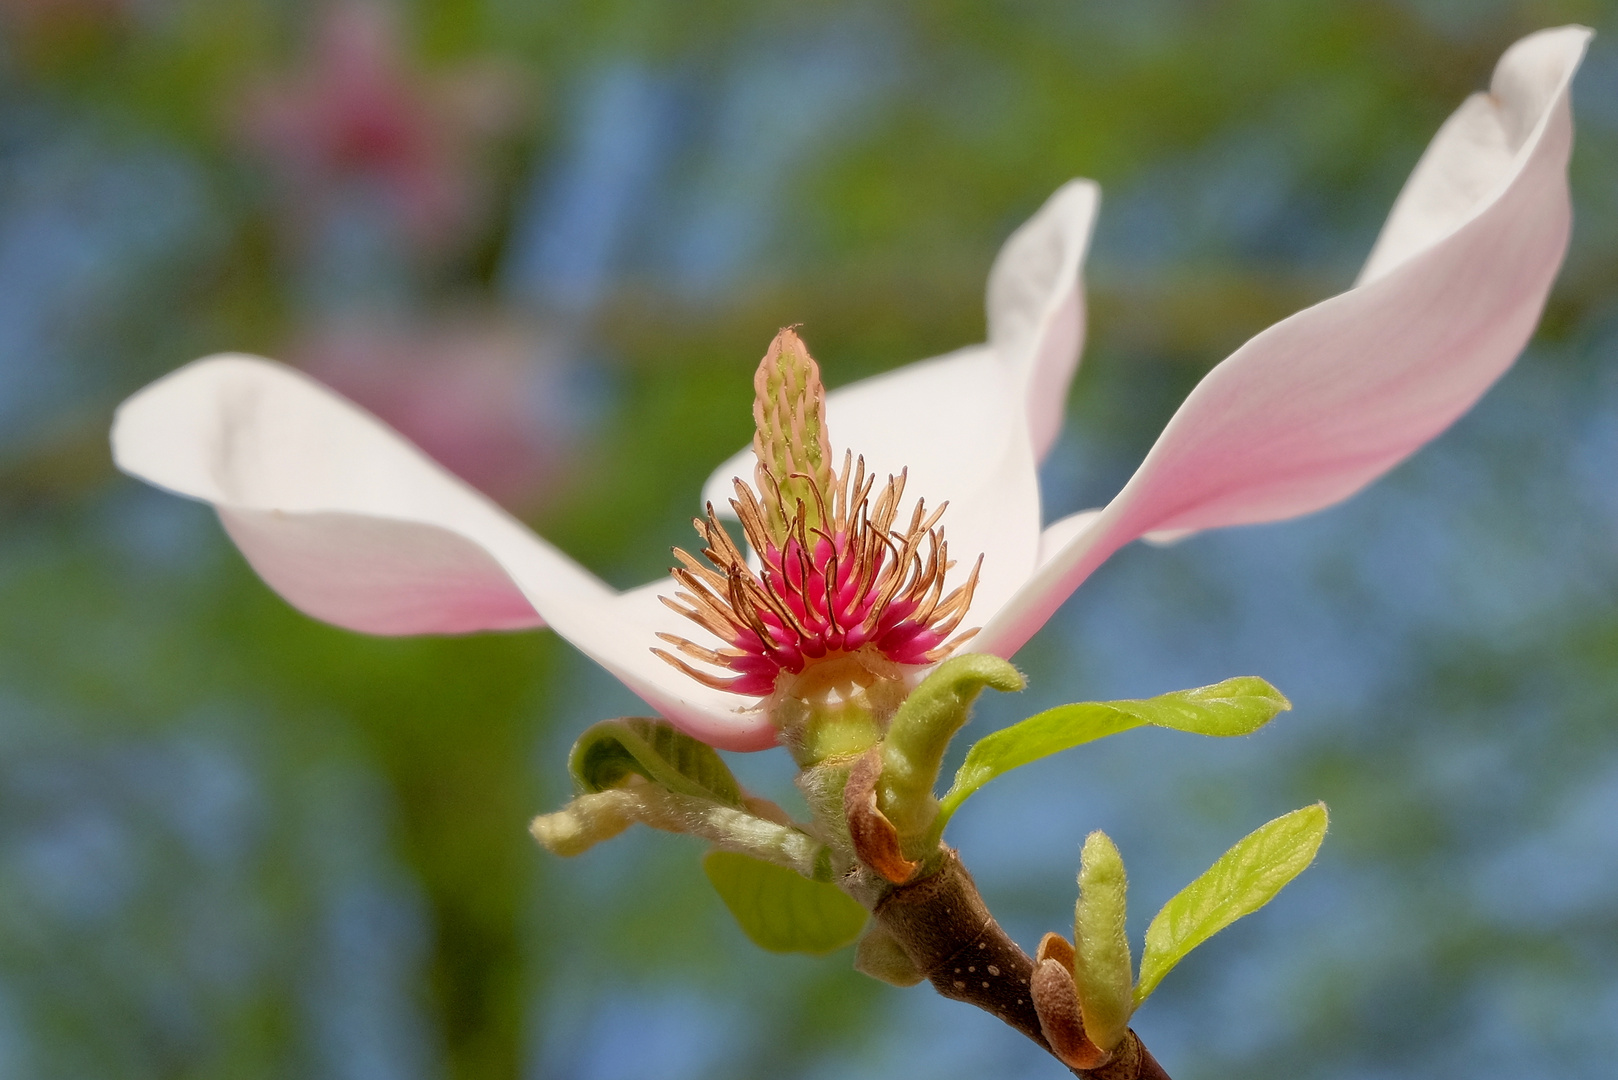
[113,27,1587,752]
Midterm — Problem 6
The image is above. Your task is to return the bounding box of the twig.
[871,850,1170,1080]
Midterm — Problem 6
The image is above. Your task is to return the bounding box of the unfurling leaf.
[879,654,1025,846]
[529,790,640,856]
[570,717,743,807]
[938,677,1290,822]
[1073,831,1133,1051]
[1134,803,1328,1005]
[704,850,867,955]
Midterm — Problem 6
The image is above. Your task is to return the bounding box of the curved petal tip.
[977,26,1587,659]
[987,179,1101,461]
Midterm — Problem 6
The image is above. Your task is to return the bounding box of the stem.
[531,784,826,877]
[871,850,1171,1080]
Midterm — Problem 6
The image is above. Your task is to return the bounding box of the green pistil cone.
[752,328,834,545]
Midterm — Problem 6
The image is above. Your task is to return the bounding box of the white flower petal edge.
[112,357,776,750]
[976,25,1590,659]
[700,180,1099,629]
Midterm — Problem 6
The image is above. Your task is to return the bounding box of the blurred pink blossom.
[292,314,577,512]
[238,1,526,254]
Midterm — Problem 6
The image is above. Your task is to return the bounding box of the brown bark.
[872,850,1171,1080]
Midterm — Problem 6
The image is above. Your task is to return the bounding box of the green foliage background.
[2,2,1617,1078]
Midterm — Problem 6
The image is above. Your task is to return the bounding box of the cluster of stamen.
[653,329,981,699]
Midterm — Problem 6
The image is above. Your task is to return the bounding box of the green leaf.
[937,677,1290,822]
[703,850,868,955]
[1073,831,1134,1051]
[1135,803,1328,1005]
[569,718,743,807]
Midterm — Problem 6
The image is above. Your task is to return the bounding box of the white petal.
[217,509,546,634]
[824,346,1047,629]
[114,355,777,750]
[701,181,1100,629]
[975,25,1589,659]
[987,179,1101,462]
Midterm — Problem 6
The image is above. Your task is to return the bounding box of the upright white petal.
[976,25,1589,659]
[987,179,1100,462]
[113,356,778,750]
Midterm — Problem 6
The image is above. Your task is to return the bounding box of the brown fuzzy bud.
[1030,943,1110,1071]
[843,746,919,884]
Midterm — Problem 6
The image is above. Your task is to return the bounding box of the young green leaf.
[570,717,743,807]
[1073,831,1134,1051]
[880,654,1025,845]
[1135,803,1328,1005]
[937,677,1289,822]
[703,850,868,955]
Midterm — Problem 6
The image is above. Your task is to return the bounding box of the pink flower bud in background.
[236,0,528,256]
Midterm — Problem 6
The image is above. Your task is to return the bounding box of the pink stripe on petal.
[976,25,1589,660]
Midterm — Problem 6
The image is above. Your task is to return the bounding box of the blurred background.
[2,1,1617,1078]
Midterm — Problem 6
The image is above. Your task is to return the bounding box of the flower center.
[653,329,981,700]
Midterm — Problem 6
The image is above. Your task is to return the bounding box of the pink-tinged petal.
[986,180,1100,462]
[112,355,776,750]
[218,508,545,633]
[976,25,1589,659]
[702,181,1100,630]
[113,355,559,635]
